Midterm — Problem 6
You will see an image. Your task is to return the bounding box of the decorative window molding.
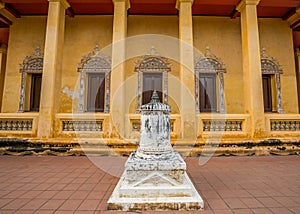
[77,45,111,113]
[18,46,44,113]
[261,48,284,114]
[135,46,171,111]
[194,47,226,114]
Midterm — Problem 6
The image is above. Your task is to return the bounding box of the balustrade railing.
[202,120,243,132]
[62,120,103,132]
[0,119,33,131]
[270,120,300,131]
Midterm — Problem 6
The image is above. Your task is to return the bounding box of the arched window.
[77,45,111,113]
[260,48,284,113]
[18,46,43,112]
[135,46,171,110]
[194,47,226,113]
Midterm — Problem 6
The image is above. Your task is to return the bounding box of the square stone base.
[107,171,204,211]
[125,151,187,171]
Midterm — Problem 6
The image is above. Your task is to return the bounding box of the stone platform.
[107,152,204,211]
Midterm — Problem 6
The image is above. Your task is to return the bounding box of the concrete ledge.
[0,113,39,137]
[0,138,299,157]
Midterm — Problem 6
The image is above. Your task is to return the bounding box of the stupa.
[107,91,204,211]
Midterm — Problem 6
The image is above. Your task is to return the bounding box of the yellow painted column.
[295,48,300,113]
[37,0,69,138]
[110,0,130,139]
[0,44,7,112]
[0,2,6,111]
[176,0,196,140]
[237,0,266,139]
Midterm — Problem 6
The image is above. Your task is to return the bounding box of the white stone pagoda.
[107,91,204,211]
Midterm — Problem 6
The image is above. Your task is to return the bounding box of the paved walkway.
[0,155,299,214]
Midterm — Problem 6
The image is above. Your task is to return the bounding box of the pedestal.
[107,91,204,211]
[107,151,204,211]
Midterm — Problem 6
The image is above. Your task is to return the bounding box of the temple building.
[0,0,300,156]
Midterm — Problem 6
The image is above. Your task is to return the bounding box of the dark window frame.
[30,73,42,112]
[87,73,105,112]
[142,72,163,104]
[199,73,217,112]
[262,74,273,112]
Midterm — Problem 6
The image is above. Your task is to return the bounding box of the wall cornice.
[176,0,194,10]
[0,44,7,54]
[112,0,131,10]
[236,0,261,12]
[0,2,5,10]
[286,7,300,26]
[48,0,70,9]
[295,48,300,57]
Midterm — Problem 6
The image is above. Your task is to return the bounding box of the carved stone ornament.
[77,45,111,72]
[194,46,226,73]
[194,47,226,114]
[77,45,111,113]
[135,46,171,111]
[261,48,283,75]
[134,46,171,73]
[19,46,44,74]
[260,48,284,114]
[108,91,204,211]
[18,46,44,112]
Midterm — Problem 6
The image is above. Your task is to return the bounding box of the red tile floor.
[0,155,299,213]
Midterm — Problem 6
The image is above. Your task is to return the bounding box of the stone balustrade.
[198,114,249,134]
[56,113,109,136]
[202,120,243,132]
[1,112,300,142]
[270,120,300,131]
[0,113,38,136]
[265,114,300,135]
[62,120,103,132]
[0,120,33,131]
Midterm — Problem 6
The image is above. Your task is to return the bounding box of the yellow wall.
[0,13,299,144]
[2,16,46,113]
[60,16,113,113]
[193,16,244,114]
[258,18,298,113]
[128,15,178,37]
[126,16,180,114]
[1,15,298,116]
